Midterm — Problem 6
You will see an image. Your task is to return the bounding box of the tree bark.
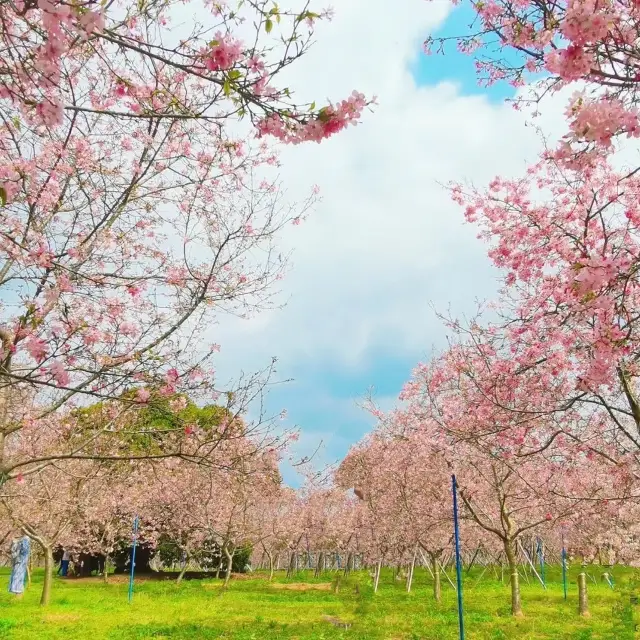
[343,552,352,577]
[578,572,590,617]
[373,559,382,593]
[223,545,233,586]
[406,547,417,593]
[504,539,523,616]
[264,548,274,581]
[431,554,441,603]
[176,555,188,584]
[287,551,296,578]
[103,554,110,583]
[40,545,54,606]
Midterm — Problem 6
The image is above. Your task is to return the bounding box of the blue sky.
[410,1,518,103]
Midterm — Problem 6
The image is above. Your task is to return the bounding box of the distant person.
[8,536,30,597]
[58,550,70,577]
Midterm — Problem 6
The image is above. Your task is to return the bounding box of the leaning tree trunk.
[40,545,54,606]
[431,554,441,603]
[223,545,234,586]
[177,555,189,584]
[504,539,523,617]
[373,559,382,593]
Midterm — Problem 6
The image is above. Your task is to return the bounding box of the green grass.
[0,565,638,639]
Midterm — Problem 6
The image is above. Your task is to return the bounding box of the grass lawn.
[0,565,638,639]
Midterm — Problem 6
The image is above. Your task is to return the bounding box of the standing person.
[58,550,70,577]
[8,536,30,597]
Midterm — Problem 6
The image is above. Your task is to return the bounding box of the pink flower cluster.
[561,0,614,46]
[545,45,593,81]
[204,32,244,71]
[256,91,367,144]
[563,96,640,147]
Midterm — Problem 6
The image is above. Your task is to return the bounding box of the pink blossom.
[204,33,244,71]
[136,388,151,403]
[26,336,48,362]
[48,360,70,386]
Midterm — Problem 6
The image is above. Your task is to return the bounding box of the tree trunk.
[431,554,441,603]
[265,549,274,581]
[176,556,188,584]
[103,554,110,583]
[343,553,352,577]
[504,539,523,617]
[223,546,233,586]
[373,559,382,593]
[578,572,590,617]
[314,552,323,578]
[287,552,296,578]
[40,545,54,606]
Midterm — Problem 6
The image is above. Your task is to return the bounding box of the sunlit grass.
[0,565,637,639]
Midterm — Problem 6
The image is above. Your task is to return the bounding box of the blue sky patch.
[411,1,521,102]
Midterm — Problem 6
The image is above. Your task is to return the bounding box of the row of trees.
[0,0,371,605]
[337,0,640,617]
[0,0,369,607]
[3,387,636,616]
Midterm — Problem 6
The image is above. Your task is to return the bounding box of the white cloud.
[211,0,570,383]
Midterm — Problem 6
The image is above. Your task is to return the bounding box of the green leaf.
[223,79,232,96]
[209,39,219,47]
[11,116,20,131]
[265,18,273,33]
[228,69,242,81]
[309,101,315,111]
[0,187,6,207]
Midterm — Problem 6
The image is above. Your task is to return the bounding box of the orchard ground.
[0,567,638,639]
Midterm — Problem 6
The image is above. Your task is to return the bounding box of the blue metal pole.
[128,515,139,603]
[537,538,545,587]
[452,475,465,640]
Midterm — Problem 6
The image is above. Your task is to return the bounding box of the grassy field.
[0,565,638,639]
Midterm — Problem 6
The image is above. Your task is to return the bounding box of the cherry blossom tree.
[71,462,155,583]
[448,156,640,471]
[424,0,640,165]
[251,485,302,579]
[0,0,370,486]
[337,422,454,600]
[399,336,631,615]
[0,0,368,139]
[1,457,102,605]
